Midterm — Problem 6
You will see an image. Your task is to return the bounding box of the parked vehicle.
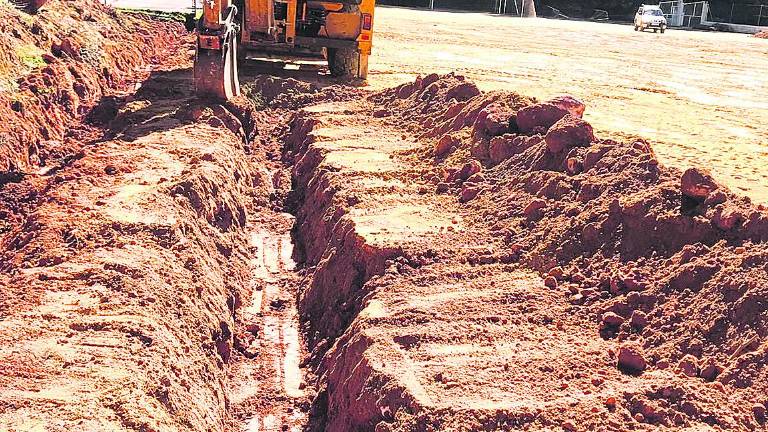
[634,5,667,33]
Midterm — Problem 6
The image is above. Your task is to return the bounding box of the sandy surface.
[101,3,768,202]
[369,7,768,204]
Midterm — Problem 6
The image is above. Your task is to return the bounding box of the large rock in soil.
[473,104,513,137]
[544,115,595,153]
[549,95,586,118]
[515,96,586,134]
[681,167,719,202]
[435,134,459,158]
[617,345,647,374]
[515,103,569,134]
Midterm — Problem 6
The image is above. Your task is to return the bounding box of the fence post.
[429,0,434,10]
[759,5,764,26]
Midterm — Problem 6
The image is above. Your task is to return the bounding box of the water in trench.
[230,212,308,432]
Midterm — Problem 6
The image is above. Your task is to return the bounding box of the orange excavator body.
[195,0,376,100]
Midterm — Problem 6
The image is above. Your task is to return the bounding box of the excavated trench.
[2,4,768,427]
[276,74,768,431]
[3,66,768,431]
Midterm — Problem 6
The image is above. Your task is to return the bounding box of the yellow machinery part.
[285,0,298,43]
[194,34,240,100]
[324,12,361,40]
[203,0,231,29]
[245,0,275,37]
[308,1,344,12]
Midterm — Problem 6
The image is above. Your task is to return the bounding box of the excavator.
[194,0,376,100]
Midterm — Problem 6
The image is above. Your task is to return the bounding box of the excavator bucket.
[194,34,240,100]
[194,5,241,100]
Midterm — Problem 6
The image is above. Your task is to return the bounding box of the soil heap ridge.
[0,0,188,172]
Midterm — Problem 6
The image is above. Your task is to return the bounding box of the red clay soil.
[373,74,768,429]
[0,17,359,426]
[0,0,188,172]
[281,74,768,431]
[2,4,767,430]
[0,71,264,431]
[0,2,300,428]
[755,31,768,39]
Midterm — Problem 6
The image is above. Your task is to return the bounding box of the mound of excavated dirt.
[242,75,361,110]
[0,64,295,429]
[0,2,278,429]
[755,31,768,39]
[0,0,188,172]
[360,73,768,429]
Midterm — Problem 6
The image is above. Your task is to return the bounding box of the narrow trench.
[220,98,316,431]
[229,209,309,432]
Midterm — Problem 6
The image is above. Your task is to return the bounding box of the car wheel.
[653,28,658,33]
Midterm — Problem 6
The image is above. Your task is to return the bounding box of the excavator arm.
[194,0,241,100]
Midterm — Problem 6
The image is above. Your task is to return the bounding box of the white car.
[634,5,667,33]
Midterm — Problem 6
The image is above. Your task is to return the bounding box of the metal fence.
[659,1,709,27]
[744,4,767,26]
[703,1,768,26]
[419,0,496,11]
[493,0,521,15]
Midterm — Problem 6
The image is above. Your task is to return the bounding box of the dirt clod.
[753,403,767,420]
[544,276,558,289]
[548,95,586,118]
[681,167,719,202]
[601,312,624,327]
[435,134,458,157]
[459,185,480,203]
[700,360,722,381]
[515,102,569,134]
[629,310,648,329]
[617,345,647,374]
[678,355,699,377]
[545,114,595,153]
[523,198,547,219]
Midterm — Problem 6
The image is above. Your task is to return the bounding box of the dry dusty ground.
[370,7,768,204]
[98,4,768,202]
[1,2,768,432]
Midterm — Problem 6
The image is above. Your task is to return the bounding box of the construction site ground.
[370,7,768,205]
[1,2,767,432]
